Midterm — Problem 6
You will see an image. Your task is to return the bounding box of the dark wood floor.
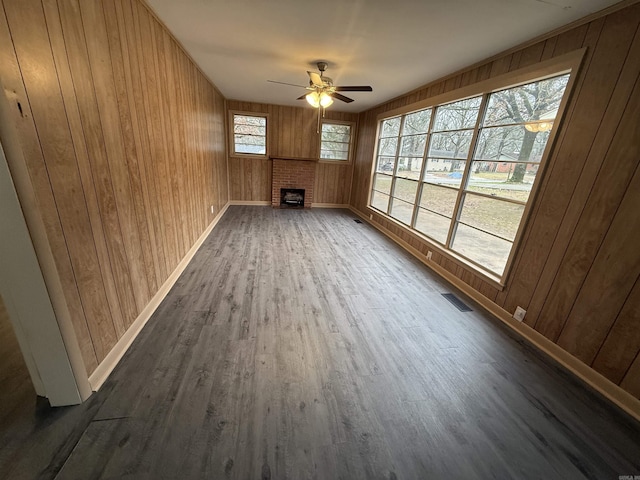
[0,295,37,431]
[1,206,639,479]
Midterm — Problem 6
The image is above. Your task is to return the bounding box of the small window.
[232,113,267,156]
[320,121,353,161]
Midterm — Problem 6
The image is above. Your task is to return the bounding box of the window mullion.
[392,116,405,178]
[410,112,434,228]
[411,165,424,228]
[370,137,386,208]
[388,117,406,215]
[445,93,490,248]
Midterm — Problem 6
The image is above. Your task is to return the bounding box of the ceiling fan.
[268,61,373,108]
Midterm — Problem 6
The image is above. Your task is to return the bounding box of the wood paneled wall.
[351,4,640,399]
[0,0,228,375]
[227,100,357,205]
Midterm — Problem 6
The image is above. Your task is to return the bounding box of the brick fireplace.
[271,157,317,208]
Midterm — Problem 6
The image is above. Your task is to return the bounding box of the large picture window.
[369,73,571,281]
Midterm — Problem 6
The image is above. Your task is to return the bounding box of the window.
[320,121,353,161]
[369,73,571,282]
[231,113,267,156]
[417,97,481,243]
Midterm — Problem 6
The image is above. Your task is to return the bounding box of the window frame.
[367,49,585,287]
[318,119,356,163]
[229,111,269,158]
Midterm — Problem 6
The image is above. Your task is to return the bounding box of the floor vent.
[442,293,472,312]
[354,219,363,224]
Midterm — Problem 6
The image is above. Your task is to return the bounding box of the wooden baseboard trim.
[348,206,640,423]
[88,202,230,391]
[228,200,271,206]
[311,203,350,208]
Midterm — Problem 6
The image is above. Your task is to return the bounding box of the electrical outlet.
[426,251,433,260]
[513,306,526,322]
[369,214,372,220]
[210,205,214,214]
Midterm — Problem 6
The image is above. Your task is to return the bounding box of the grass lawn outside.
[372,170,536,275]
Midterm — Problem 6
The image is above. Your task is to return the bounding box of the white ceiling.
[145,0,620,113]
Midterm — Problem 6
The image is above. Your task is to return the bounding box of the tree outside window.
[320,122,352,161]
[233,114,267,156]
[370,73,570,280]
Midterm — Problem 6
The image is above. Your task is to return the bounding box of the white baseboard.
[228,200,271,206]
[88,202,230,391]
[349,206,640,423]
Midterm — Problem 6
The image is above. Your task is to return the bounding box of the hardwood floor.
[1,206,639,479]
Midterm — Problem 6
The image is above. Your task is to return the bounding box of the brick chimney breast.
[271,157,317,208]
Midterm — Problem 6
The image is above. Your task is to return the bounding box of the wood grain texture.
[526,10,640,340]
[314,163,352,205]
[492,16,606,315]
[55,0,140,334]
[556,162,640,363]
[512,15,619,328]
[621,354,640,399]
[349,3,640,399]
[229,157,273,202]
[43,0,127,339]
[82,0,152,313]
[592,278,640,384]
[0,0,228,373]
[514,42,545,69]
[227,100,357,203]
[3,0,118,362]
[0,3,99,371]
[1,206,639,479]
[104,0,158,297]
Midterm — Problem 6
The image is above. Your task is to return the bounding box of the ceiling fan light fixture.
[270,62,371,108]
[319,91,333,108]
[306,91,320,108]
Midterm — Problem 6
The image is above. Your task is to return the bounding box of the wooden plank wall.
[350,3,640,399]
[0,0,228,375]
[227,100,357,205]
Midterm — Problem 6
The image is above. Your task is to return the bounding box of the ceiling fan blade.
[332,92,355,103]
[267,80,307,88]
[334,86,373,92]
[296,94,307,100]
[307,71,323,87]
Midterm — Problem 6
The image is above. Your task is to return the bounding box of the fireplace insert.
[280,188,305,208]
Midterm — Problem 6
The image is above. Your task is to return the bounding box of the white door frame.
[0,85,91,406]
